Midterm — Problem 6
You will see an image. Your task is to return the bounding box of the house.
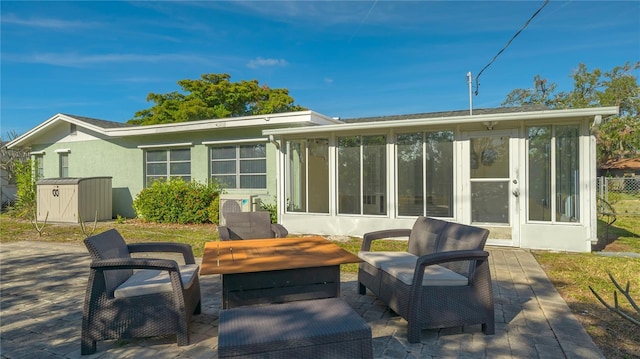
[599,157,640,177]
[6,106,618,252]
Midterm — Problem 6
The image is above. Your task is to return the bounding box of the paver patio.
[0,241,603,358]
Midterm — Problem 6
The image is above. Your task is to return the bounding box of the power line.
[474,0,550,96]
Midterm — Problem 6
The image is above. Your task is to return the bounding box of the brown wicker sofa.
[81,229,201,354]
[357,217,494,343]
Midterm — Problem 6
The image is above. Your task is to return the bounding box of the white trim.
[54,148,71,153]
[202,138,268,145]
[137,142,193,149]
[30,151,45,155]
[263,107,619,136]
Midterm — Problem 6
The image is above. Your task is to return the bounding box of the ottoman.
[218,298,373,358]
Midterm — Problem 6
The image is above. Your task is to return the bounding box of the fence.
[597,176,640,216]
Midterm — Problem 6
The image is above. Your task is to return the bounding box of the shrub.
[11,159,37,218]
[133,179,220,224]
[259,196,278,223]
[208,194,220,225]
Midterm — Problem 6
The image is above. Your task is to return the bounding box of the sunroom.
[263,107,618,252]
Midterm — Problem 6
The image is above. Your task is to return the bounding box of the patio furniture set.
[80,212,494,357]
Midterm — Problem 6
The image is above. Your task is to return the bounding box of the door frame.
[460,129,521,247]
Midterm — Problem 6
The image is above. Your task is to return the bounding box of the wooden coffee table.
[200,236,361,309]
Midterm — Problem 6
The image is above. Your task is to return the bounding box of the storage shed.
[37,177,112,223]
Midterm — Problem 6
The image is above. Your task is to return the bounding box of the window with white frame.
[211,143,266,189]
[34,154,44,180]
[527,125,580,222]
[396,131,454,217]
[145,148,191,186]
[59,153,69,177]
[337,134,387,215]
[286,138,329,213]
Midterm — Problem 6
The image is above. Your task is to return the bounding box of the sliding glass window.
[337,135,387,215]
[397,131,453,217]
[286,139,329,213]
[527,125,580,222]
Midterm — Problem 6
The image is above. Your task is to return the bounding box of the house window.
[145,148,191,186]
[59,153,69,177]
[211,143,266,189]
[286,138,329,213]
[337,135,387,215]
[527,125,580,222]
[34,155,44,179]
[397,131,454,217]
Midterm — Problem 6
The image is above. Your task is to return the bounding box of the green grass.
[533,214,640,358]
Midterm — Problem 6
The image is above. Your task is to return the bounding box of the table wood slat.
[200,236,361,275]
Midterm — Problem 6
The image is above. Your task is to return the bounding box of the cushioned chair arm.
[409,250,489,300]
[128,242,196,264]
[361,229,412,251]
[271,224,289,238]
[90,258,181,272]
[218,226,232,241]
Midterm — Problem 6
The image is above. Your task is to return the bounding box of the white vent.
[219,194,254,226]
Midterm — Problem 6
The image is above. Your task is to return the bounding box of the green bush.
[259,196,278,223]
[208,194,220,225]
[11,159,37,218]
[133,179,220,224]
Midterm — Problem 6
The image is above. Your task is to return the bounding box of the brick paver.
[0,241,603,358]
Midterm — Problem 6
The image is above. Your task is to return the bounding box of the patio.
[0,241,603,358]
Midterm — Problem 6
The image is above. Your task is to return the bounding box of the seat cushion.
[380,260,468,286]
[114,264,199,298]
[357,251,418,268]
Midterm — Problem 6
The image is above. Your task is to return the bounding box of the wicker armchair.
[218,211,288,240]
[358,217,494,343]
[81,229,201,355]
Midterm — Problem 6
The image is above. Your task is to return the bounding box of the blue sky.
[1,1,639,137]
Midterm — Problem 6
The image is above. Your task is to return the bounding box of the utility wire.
[474,0,550,96]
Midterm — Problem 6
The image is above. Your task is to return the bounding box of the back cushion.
[225,211,274,240]
[408,217,448,256]
[436,223,489,275]
[84,229,133,295]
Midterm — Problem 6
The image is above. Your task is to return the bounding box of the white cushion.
[114,264,199,298]
[380,260,468,286]
[358,251,418,268]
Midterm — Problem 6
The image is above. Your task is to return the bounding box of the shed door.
[462,130,520,247]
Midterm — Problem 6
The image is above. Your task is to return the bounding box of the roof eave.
[263,107,620,136]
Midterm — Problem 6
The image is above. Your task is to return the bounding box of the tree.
[128,73,307,125]
[502,62,640,164]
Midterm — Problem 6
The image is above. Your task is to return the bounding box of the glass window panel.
[287,140,306,212]
[147,150,167,162]
[338,136,361,214]
[240,175,266,189]
[213,175,236,189]
[425,131,454,217]
[60,154,69,177]
[240,144,266,158]
[146,176,165,186]
[471,182,509,223]
[170,162,190,175]
[240,159,266,174]
[307,138,329,213]
[212,161,236,174]
[211,146,236,159]
[528,126,552,221]
[362,135,386,215]
[470,136,509,179]
[147,163,167,176]
[556,125,580,222]
[397,133,424,216]
[170,149,190,161]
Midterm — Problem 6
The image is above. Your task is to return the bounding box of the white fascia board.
[263,107,619,136]
[104,110,341,137]
[6,113,110,149]
[137,142,193,149]
[202,138,268,145]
